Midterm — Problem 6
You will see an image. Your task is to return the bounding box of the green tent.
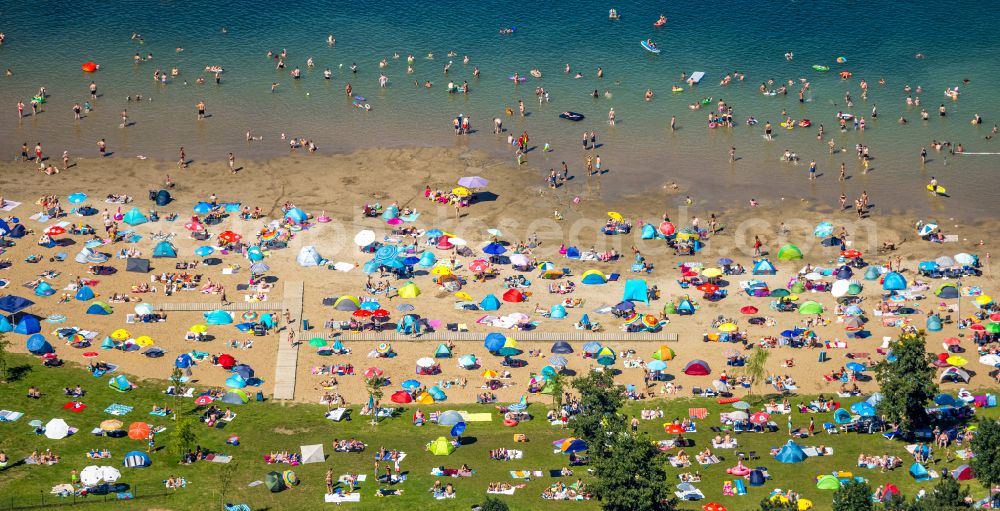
[663,303,677,315]
[847,283,863,295]
[434,344,453,358]
[816,475,841,490]
[777,244,803,261]
[798,301,824,315]
[265,471,285,492]
[791,282,806,294]
[428,436,455,456]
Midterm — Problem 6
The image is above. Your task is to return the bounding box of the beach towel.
[104,403,133,416]
[325,492,361,503]
[339,474,368,483]
[0,200,22,211]
[803,446,834,457]
[689,408,708,419]
[458,412,493,422]
[0,410,24,422]
[206,454,233,463]
[510,470,535,479]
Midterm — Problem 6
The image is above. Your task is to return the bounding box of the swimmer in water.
[327,34,336,45]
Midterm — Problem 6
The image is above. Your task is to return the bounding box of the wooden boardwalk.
[272,282,304,401]
[345,332,679,342]
[154,301,284,312]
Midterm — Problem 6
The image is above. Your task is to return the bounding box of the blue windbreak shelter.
[622,280,650,305]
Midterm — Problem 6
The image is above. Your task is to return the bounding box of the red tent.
[391,391,413,404]
[683,359,711,376]
[503,289,525,302]
[217,354,236,369]
[881,484,900,501]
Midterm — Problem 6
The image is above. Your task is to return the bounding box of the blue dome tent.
[247,246,264,262]
[775,440,807,463]
[226,374,248,388]
[34,282,55,296]
[205,310,233,325]
[480,294,501,311]
[75,286,96,301]
[926,316,943,332]
[864,266,881,280]
[418,251,437,268]
[154,189,172,206]
[882,272,907,291]
[550,304,567,319]
[752,259,777,275]
[551,341,573,354]
[640,224,656,240]
[284,208,308,224]
[0,316,11,333]
[676,299,695,315]
[86,302,113,315]
[152,241,177,258]
[122,207,147,226]
[14,315,42,335]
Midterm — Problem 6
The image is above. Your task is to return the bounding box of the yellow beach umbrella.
[189,324,208,334]
[975,295,993,306]
[607,211,624,222]
[701,268,723,278]
[452,187,471,197]
[454,291,472,301]
[135,336,155,347]
[481,369,498,379]
[946,355,968,367]
[718,323,738,333]
[431,266,453,276]
[111,329,131,341]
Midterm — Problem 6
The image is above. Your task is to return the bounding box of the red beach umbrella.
[82,351,99,358]
[219,231,241,243]
[372,309,390,318]
[841,249,862,258]
[194,395,214,406]
[363,367,384,379]
[749,412,770,424]
[352,310,373,318]
[184,222,205,232]
[740,306,759,314]
[696,283,719,293]
[45,226,66,236]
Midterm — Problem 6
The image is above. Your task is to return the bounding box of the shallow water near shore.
[2,0,999,218]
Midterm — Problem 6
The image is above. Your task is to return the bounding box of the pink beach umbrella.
[364,367,384,379]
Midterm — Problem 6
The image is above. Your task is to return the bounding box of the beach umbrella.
[45,225,66,236]
[111,329,131,341]
[946,355,968,367]
[100,419,123,431]
[458,354,478,368]
[701,268,723,278]
[135,336,155,347]
[749,412,770,424]
[100,466,121,483]
[936,256,956,268]
[458,176,489,188]
[583,342,603,354]
[82,351,98,358]
[970,324,985,331]
[549,355,568,367]
[416,357,435,368]
[194,246,214,257]
[647,360,667,372]
[975,295,994,306]
[703,503,727,511]
[483,243,506,255]
[363,367,384,379]
[718,323,738,332]
[431,266,453,276]
[194,395,214,406]
[987,322,1000,334]
[377,343,392,354]
[193,202,213,214]
[846,362,866,373]
[732,401,750,410]
[943,337,961,346]
[498,338,522,356]
[850,402,876,416]
[697,283,719,294]
[79,466,102,486]
[68,193,88,204]
[468,259,490,273]
[452,187,471,197]
[353,230,376,247]
[352,309,373,318]
[184,221,205,232]
[127,422,151,440]
[308,337,327,347]
[374,245,399,262]
[978,354,1000,367]
[219,231,241,243]
[481,370,498,379]
[487,228,503,238]
[386,217,403,226]
[607,211,624,222]
[740,306,758,314]
[721,349,741,358]
[771,289,790,298]
[841,249,862,258]
[402,379,421,390]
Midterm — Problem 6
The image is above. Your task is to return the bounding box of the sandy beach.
[1,145,996,408]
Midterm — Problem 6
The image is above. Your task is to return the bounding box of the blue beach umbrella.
[549,355,568,366]
[850,402,876,417]
[193,202,213,214]
[450,422,467,437]
[484,333,505,352]
[195,246,214,257]
[68,193,88,204]
[483,243,506,255]
[426,229,443,238]
[401,379,421,390]
[845,362,866,373]
[648,360,668,372]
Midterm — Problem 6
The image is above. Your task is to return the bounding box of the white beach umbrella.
[100,466,121,482]
[44,418,70,440]
[353,230,376,247]
[79,465,103,486]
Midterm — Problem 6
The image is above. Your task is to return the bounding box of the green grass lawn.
[0,354,994,511]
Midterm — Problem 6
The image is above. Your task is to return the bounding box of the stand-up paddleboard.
[640,40,660,54]
[927,184,947,194]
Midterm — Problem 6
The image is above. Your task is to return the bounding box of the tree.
[881,492,911,511]
[590,433,677,511]
[479,496,510,511]
[549,372,566,412]
[0,331,11,383]
[364,375,388,426]
[831,480,874,511]
[873,333,938,433]
[167,417,198,460]
[168,366,184,412]
[971,419,1000,501]
[569,370,625,451]
[742,346,770,396]
[218,461,239,505]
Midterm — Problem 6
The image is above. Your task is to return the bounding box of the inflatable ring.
[242,311,258,321]
[289,225,302,232]
[503,419,518,427]
[81,62,98,73]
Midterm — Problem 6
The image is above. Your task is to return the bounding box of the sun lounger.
[0,410,24,422]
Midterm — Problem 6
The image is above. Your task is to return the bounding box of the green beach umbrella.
[987,323,1000,334]
[308,337,327,347]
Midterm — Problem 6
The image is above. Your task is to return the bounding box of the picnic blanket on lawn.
[205,454,232,463]
[510,470,542,479]
[688,408,708,419]
[458,411,492,422]
[0,410,24,422]
[104,404,133,416]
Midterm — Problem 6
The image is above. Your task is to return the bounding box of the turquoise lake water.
[2,0,999,217]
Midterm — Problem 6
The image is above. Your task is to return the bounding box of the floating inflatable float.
[508,75,527,82]
[81,62,98,72]
[640,40,660,54]
[687,71,705,84]
[559,111,585,121]
[813,65,830,72]
[671,86,684,93]
[529,69,541,78]
[653,17,667,27]
[927,184,946,194]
